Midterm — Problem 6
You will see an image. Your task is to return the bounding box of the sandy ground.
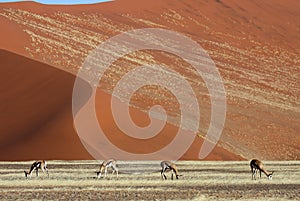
[0,160,299,200]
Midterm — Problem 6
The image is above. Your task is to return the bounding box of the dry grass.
[0,161,299,200]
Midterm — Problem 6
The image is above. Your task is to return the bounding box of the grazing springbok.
[96,159,118,179]
[160,161,180,180]
[250,159,273,180]
[24,160,49,179]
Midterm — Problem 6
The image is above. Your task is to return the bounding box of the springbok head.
[268,171,274,180]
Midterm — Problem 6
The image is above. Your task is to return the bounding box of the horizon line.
[0,0,113,5]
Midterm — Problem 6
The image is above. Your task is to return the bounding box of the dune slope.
[0,49,93,160]
[0,0,299,160]
[0,49,243,160]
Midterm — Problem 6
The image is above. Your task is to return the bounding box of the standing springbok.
[96,159,118,179]
[24,160,49,179]
[160,161,180,180]
[250,159,273,180]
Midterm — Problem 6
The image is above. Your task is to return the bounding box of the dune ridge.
[0,0,299,160]
[0,49,242,161]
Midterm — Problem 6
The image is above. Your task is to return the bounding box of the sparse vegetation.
[0,161,299,200]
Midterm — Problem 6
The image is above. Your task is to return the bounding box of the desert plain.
[0,0,299,200]
[0,160,299,200]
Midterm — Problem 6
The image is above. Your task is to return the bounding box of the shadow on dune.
[0,49,245,161]
[0,49,93,160]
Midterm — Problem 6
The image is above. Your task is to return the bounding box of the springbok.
[160,161,180,180]
[250,159,273,180]
[24,160,49,179]
[96,159,118,179]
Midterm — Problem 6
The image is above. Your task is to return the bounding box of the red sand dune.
[0,49,92,160]
[0,49,241,160]
[0,0,299,160]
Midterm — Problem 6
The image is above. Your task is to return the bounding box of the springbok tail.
[24,171,29,179]
[96,171,102,179]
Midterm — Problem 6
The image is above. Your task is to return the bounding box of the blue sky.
[0,0,112,4]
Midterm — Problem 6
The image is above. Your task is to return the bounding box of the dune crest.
[0,0,299,160]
